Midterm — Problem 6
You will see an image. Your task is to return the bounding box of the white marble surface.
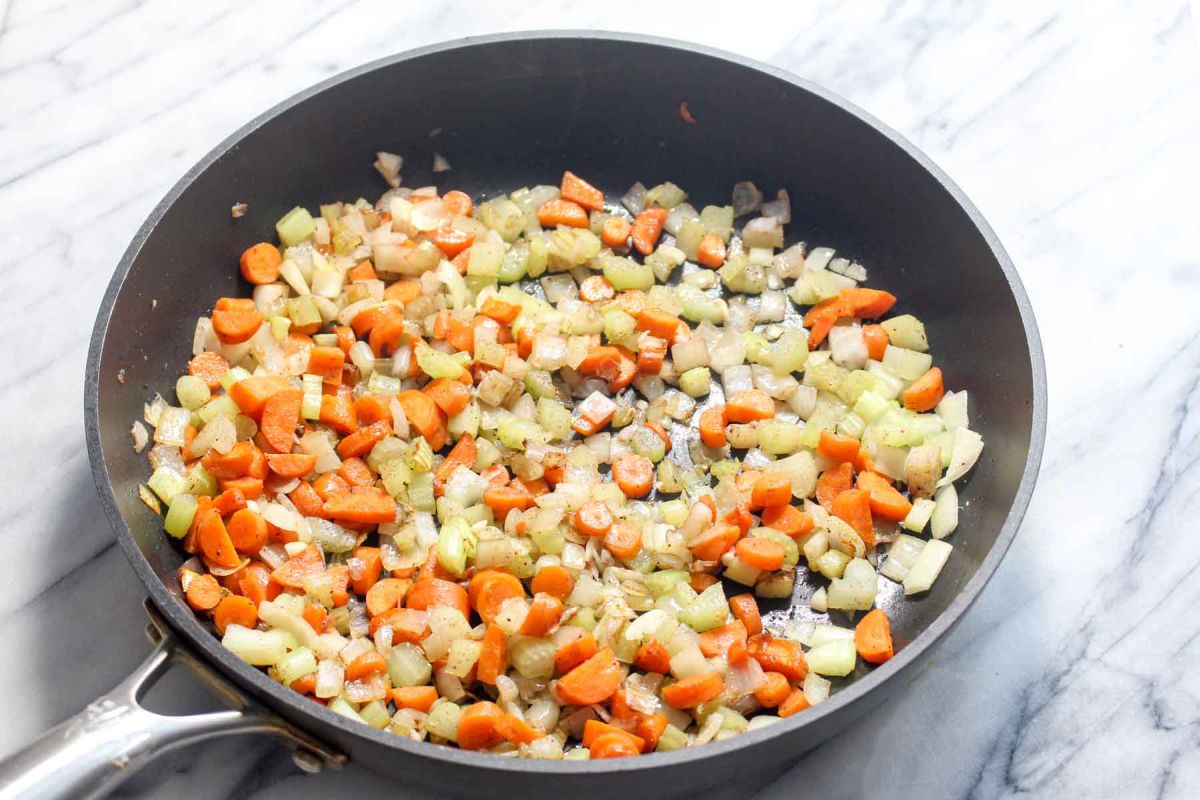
[1,0,1198,797]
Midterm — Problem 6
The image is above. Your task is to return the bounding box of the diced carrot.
[579,275,616,304]
[432,225,475,258]
[457,701,505,751]
[698,405,728,447]
[468,570,526,624]
[259,389,302,453]
[213,594,257,635]
[761,505,815,538]
[689,572,719,593]
[554,631,598,675]
[211,297,262,344]
[726,389,775,423]
[863,324,889,360]
[227,508,268,554]
[816,462,855,511]
[337,457,373,487]
[556,648,622,706]
[636,334,667,374]
[336,419,392,459]
[636,713,669,751]
[688,523,740,561]
[748,634,808,682]
[631,208,668,256]
[577,345,622,378]
[269,544,325,589]
[698,621,748,659]
[537,198,588,228]
[855,608,894,664]
[312,472,349,502]
[560,171,605,211]
[368,313,407,357]
[200,440,255,479]
[239,243,282,285]
[390,685,439,713]
[590,732,640,759]
[479,295,521,324]
[841,287,897,318]
[188,351,230,390]
[184,572,223,611]
[435,433,477,483]
[367,607,429,641]
[856,470,913,522]
[729,593,763,637]
[319,392,358,435]
[574,501,613,537]
[264,453,317,479]
[604,520,643,560]
[755,671,792,709]
[601,216,631,249]
[349,545,383,595]
[831,488,875,547]
[662,673,724,709]
[211,488,247,516]
[696,232,726,268]
[350,303,399,338]
[735,537,786,570]
[571,392,616,437]
[347,259,377,283]
[365,577,409,617]
[519,592,564,637]
[530,565,573,601]
[803,295,848,349]
[778,689,811,717]
[495,714,541,746]
[818,430,861,463]
[196,509,242,569]
[229,375,291,420]
[306,347,345,385]
[612,453,654,498]
[344,650,387,681]
[424,377,470,418]
[751,471,792,509]
[902,367,945,412]
[396,390,447,451]
[477,624,508,685]
[634,639,672,674]
[383,278,422,305]
[635,307,684,345]
[218,476,263,501]
[582,720,645,752]
[617,289,647,316]
[441,190,474,217]
[323,486,397,525]
[406,578,471,620]
[483,485,531,517]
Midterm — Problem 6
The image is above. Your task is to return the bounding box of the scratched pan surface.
[85,32,1045,800]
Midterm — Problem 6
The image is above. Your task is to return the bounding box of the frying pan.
[0,31,1045,800]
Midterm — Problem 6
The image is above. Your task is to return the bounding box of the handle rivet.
[292,749,323,774]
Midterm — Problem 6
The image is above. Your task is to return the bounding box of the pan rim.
[84,29,1047,777]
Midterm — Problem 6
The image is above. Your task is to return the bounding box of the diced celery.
[743,332,771,364]
[269,315,292,343]
[661,497,689,526]
[163,493,198,538]
[806,639,856,677]
[769,329,809,375]
[276,207,315,247]
[367,372,402,396]
[814,549,851,579]
[526,233,549,277]
[548,227,601,269]
[359,700,391,730]
[631,426,666,463]
[416,346,468,380]
[710,459,739,480]
[425,700,463,742]
[445,639,483,678]
[437,517,470,577]
[498,240,529,283]
[467,240,505,278]
[902,497,936,532]
[930,483,959,539]
[408,473,435,512]
[656,724,689,752]
[757,419,804,455]
[536,398,573,441]
[882,314,929,352]
[498,416,546,450]
[388,643,432,687]
[276,647,317,686]
[679,367,712,398]
[853,390,892,423]
[836,411,866,439]
[903,539,952,594]
[175,375,211,410]
[222,626,288,666]
[644,182,687,209]
[835,370,880,406]
[219,366,251,391]
[186,463,218,497]
[675,218,705,259]
[678,583,728,633]
[478,198,525,242]
[301,374,322,420]
[448,402,481,440]
[602,255,654,291]
[675,285,726,324]
[197,395,240,425]
[147,467,188,504]
[882,345,933,382]
[700,205,734,240]
[723,556,762,586]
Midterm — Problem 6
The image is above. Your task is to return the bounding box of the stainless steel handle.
[0,602,344,800]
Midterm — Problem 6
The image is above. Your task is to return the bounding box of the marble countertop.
[2,1,1198,797]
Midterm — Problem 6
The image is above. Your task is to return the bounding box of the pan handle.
[0,602,345,800]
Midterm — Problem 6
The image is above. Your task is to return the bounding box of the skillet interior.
[86,32,1043,799]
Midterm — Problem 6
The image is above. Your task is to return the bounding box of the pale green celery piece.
[523,370,558,400]
[679,367,712,398]
[807,269,851,301]
[359,700,391,730]
[498,417,546,450]
[380,460,410,498]
[197,395,240,425]
[498,241,529,283]
[931,431,955,468]
[367,372,402,396]
[417,346,468,380]
[276,207,315,247]
[526,234,549,277]
[467,240,505,277]
[700,205,735,241]
[148,467,188,504]
[797,423,823,450]
[319,204,341,225]
[751,528,800,568]
[644,182,687,209]
[424,701,462,742]
[288,295,322,329]
[656,724,689,752]
[602,255,654,291]
[644,569,689,597]
[882,314,929,352]
[647,285,682,316]
[804,361,847,393]
[548,227,601,269]
[448,402,481,440]
[404,437,433,473]
[437,518,470,576]
[678,583,728,632]
[770,329,809,375]
[757,419,803,455]
[711,459,740,480]
[835,370,880,405]
[163,493,198,538]
[567,607,596,631]
[675,218,705,259]
[331,228,361,256]
[903,497,937,532]
[853,390,892,423]
[676,285,726,324]
[408,473,435,512]
[301,374,322,420]
[268,315,291,343]
[631,426,667,463]
[366,437,407,473]
[175,375,211,410]
[743,332,771,364]
[815,549,851,579]
[882,345,933,382]
[530,524,565,555]
[536,398,573,441]
[276,647,318,686]
[603,308,638,343]
[837,412,866,439]
[875,422,925,447]
[186,463,218,497]
[478,198,525,242]
[723,556,761,586]
[807,639,856,677]
[219,367,251,391]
